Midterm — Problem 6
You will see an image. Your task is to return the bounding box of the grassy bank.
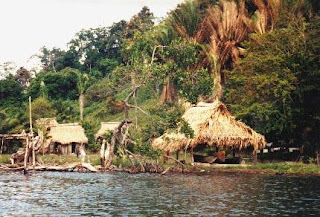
[0,154,11,164]
[248,162,320,175]
[39,154,101,166]
[1,153,319,175]
[193,162,320,175]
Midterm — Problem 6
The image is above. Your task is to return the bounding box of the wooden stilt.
[29,97,35,168]
[191,148,194,163]
[24,136,29,168]
[0,138,3,154]
[32,137,35,167]
[253,150,258,163]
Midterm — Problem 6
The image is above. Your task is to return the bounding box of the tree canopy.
[1,2,319,157]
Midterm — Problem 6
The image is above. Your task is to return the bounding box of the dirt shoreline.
[1,163,319,176]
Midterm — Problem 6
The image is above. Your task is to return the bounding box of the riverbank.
[182,162,320,176]
[1,154,319,175]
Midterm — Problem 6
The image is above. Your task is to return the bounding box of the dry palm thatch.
[48,123,88,145]
[152,100,266,152]
[152,133,190,153]
[95,122,121,139]
[249,0,281,33]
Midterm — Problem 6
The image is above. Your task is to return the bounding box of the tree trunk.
[160,76,177,104]
[79,94,84,121]
[100,139,106,167]
[104,120,129,169]
[252,150,258,164]
[213,70,223,100]
[131,70,138,128]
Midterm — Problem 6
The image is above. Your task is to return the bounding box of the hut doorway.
[72,143,76,153]
[54,143,59,154]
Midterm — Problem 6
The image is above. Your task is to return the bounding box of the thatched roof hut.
[95,122,121,139]
[152,100,266,152]
[48,123,88,145]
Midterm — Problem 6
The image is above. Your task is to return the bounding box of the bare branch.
[126,103,150,116]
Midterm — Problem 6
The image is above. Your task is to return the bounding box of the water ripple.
[0,171,319,216]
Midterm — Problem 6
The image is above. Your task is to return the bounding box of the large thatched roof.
[48,123,88,145]
[95,122,120,139]
[153,100,266,152]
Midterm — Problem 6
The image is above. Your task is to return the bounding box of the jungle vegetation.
[0,1,319,159]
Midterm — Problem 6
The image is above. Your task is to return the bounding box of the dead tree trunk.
[79,94,84,121]
[104,120,131,169]
[12,135,41,166]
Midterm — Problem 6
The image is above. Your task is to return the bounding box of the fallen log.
[0,164,25,171]
[33,163,98,173]
[163,155,187,168]
[161,167,172,175]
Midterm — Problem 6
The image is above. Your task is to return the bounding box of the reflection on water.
[0,171,319,216]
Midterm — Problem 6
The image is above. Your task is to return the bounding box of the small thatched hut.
[0,131,27,154]
[95,122,121,140]
[48,123,88,155]
[153,100,266,160]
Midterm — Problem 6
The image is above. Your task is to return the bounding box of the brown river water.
[0,171,319,216]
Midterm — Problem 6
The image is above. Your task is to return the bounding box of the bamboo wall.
[50,143,79,155]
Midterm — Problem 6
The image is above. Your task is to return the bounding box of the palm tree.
[166,0,251,100]
[153,24,179,104]
[198,0,250,99]
[167,0,204,42]
[76,73,89,121]
[61,68,89,121]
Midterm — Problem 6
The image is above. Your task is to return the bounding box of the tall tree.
[225,16,320,154]
[199,0,250,99]
[125,6,154,39]
[14,67,31,91]
[0,77,23,106]
[61,68,89,121]
[38,47,68,72]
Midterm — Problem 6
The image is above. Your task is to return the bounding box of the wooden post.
[100,139,106,168]
[176,151,179,160]
[191,148,194,163]
[29,97,33,135]
[0,138,3,154]
[29,97,35,168]
[24,136,29,168]
[253,150,258,164]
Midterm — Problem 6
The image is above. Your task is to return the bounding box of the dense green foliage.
[225,17,320,154]
[0,1,319,159]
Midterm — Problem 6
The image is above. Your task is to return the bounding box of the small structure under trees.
[95,122,121,141]
[47,123,88,155]
[0,131,26,154]
[153,100,266,163]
